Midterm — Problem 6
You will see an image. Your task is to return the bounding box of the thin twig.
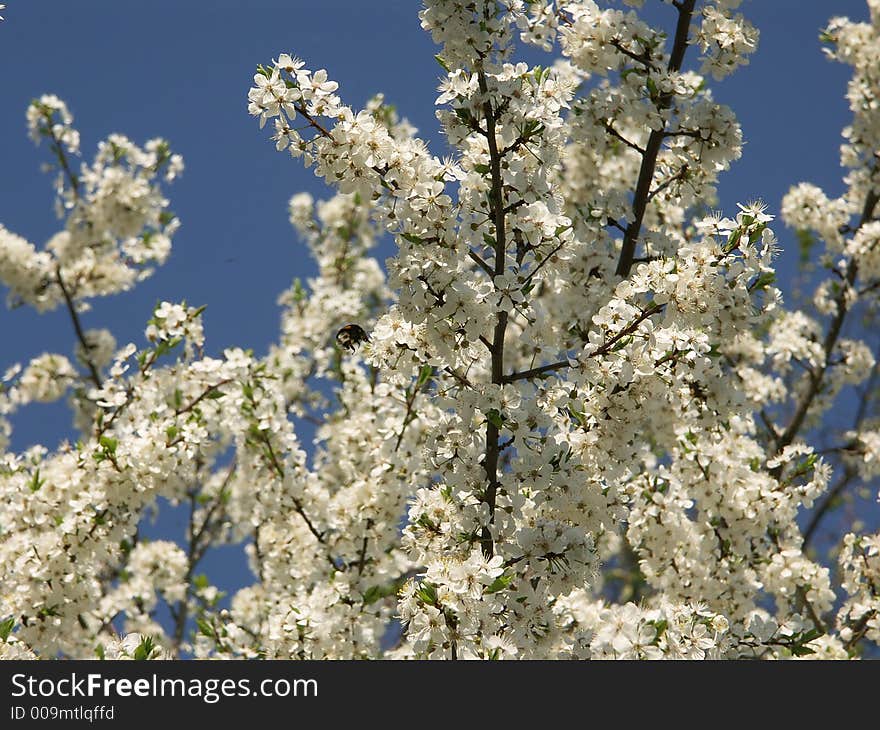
[56,270,103,388]
[503,303,663,383]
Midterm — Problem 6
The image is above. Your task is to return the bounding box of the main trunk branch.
[478,70,508,559]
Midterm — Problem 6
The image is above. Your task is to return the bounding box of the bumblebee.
[336,323,370,351]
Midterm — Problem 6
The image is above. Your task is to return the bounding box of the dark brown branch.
[171,490,200,656]
[247,397,338,570]
[43,109,81,198]
[647,164,689,203]
[603,120,646,154]
[468,250,494,277]
[56,270,103,388]
[161,459,240,645]
[774,188,879,456]
[797,585,828,635]
[844,609,877,653]
[476,69,509,560]
[394,375,431,453]
[802,468,856,551]
[609,38,660,72]
[768,531,827,634]
[615,0,696,278]
[291,101,400,191]
[606,217,627,233]
[443,366,474,389]
[802,354,879,551]
[356,519,374,577]
[759,409,779,440]
[175,379,233,415]
[521,239,568,290]
[42,114,106,390]
[503,303,663,383]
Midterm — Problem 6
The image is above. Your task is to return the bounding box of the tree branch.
[477,69,509,559]
[615,0,696,278]
[774,187,879,456]
[603,120,646,154]
[802,468,856,551]
[503,304,663,383]
[802,352,880,551]
[468,250,494,277]
[55,269,103,388]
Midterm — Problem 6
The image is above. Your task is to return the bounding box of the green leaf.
[291,278,307,303]
[400,232,423,244]
[789,643,816,657]
[725,228,743,253]
[133,635,157,660]
[28,468,44,493]
[750,271,776,291]
[99,436,118,455]
[0,617,15,642]
[474,163,491,175]
[434,54,450,72]
[567,407,588,427]
[485,573,514,594]
[363,586,383,605]
[154,336,183,359]
[485,408,505,428]
[416,514,439,535]
[796,229,816,265]
[416,582,438,606]
[416,364,434,388]
[196,618,216,640]
[362,584,398,606]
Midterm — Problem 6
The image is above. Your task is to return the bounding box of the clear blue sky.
[0,0,871,633]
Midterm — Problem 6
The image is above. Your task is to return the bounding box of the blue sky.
[0,0,871,635]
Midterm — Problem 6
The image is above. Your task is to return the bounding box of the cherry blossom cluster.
[3,0,880,661]
[240,0,870,660]
[1,97,181,316]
